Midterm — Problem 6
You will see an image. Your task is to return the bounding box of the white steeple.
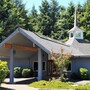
[74,6,77,27]
[68,6,84,40]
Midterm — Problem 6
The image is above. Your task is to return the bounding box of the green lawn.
[29,80,90,90]
[29,80,73,89]
[73,84,90,90]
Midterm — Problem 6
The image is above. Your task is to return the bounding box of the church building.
[0,7,90,83]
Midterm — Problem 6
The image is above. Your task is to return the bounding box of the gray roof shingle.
[20,28,71,54]
[0,28,89,57]
[66,38,90,56]
[20,29,83,56]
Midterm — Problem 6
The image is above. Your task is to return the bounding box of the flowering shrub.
[51,48,72,76]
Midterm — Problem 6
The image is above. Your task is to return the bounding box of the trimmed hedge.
[14,67,22,78]
[22,68,33,78]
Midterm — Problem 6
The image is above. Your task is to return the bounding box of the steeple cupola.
[68,6,84,40]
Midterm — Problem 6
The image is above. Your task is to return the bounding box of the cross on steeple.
[74,6,77,27]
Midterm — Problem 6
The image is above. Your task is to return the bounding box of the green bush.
[22,68,33,78]
[60,73,68,82]
[79,68,89,80]
[14,67,22,78]
[71,68,90,80]
[6,70,10,78]
[0,60,8,85]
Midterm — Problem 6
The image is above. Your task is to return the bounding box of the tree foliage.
[0,0,90,42]
[0,60,8,85]
[51,48,71,74]
[0,0,29,42]
[38,0,52,36]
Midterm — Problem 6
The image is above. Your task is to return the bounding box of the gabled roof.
[1,28,89,57]
[68,26,84,33]
[0,28,71,54]
[65,38,90,56]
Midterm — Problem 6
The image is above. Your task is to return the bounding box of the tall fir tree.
[38,0,52,36]
[80,0,90,41]
[28,5,38,32]
[0,0,29,42]
[51,2,75,41]
[50,0,60,32]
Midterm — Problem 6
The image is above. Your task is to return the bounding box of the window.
[67,62,71,71]
[33,61,46,71]
[43,62,45,70]
[33,62,38,71]
[75,32,81,38]
[71,33,73,37]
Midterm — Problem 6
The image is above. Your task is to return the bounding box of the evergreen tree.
[51,5,67,40]
[38,0,52,36]
[80,0,90,41]
[0,0,29,42]
[51,2,75,40]
[50,0,60,32]
[0,0,90,42]
[28,5,38,32]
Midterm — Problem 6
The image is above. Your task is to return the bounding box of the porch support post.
[10,49,14,83]
[38,48,42,80]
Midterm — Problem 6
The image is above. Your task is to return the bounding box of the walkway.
[4,77,37,84]
[75,80,90,85]
[1,83,38,90]
[0,78,38,90]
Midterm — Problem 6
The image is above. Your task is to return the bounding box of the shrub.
[0,60,8,85]
[14,67,22,78]
[71,68,90,80]
[79,68,89,80]
[6,70,10,78]
[60,73,68,82]
[22,68,33,78]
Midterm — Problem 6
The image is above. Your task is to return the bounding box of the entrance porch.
[0,31,48,83]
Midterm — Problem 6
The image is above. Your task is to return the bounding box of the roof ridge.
[33,32,70,47]
[19,28,70,47]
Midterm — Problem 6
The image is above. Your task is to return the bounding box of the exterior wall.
[30,50,48,79]
[1,50,48,78]
[42,50,48,78]
[71,57,90,74]
[1,58,32,69]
